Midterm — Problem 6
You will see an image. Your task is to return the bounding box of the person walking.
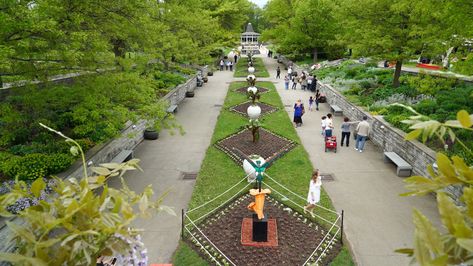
[301,76,308,91]
[229,61,233,71]
[340,117,352,147]
[304,170,322,217]
[291,75,298,90]
[276,66,281,79]
[293,99,305,127]
[355,116,370,152]
[315,90,321,111]
[288,66,293,78]
[325,113,334,137]
[321,116,327,137]
[308,96,314,111]
[234,54,238,63]
[225,60,229,70]
[219,59,224,71]
[284,75,290,90]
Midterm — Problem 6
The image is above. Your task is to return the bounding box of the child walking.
[321,116,327,137]
[309,96,314,111]
[304,170,322,217]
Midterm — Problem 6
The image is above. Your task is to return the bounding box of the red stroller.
[324,129,337,153]
[325,136,337,153]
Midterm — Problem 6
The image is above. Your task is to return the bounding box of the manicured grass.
[329,246,355,266]
[173,80,353,265]
[172,240,208,266]
[233,57,270,78]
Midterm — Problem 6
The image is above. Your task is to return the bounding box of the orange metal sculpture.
[247,188,271,219]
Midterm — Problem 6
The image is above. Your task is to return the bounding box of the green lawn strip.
[172,240,209,266]
[329,246,355,266]
[173,81,350,265]
[233,57,270,78]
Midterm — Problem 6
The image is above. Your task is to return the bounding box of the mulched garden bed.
[186,194,341,265]
[235,86,269,94]
[229,101,278,117]
[215,128,296,165]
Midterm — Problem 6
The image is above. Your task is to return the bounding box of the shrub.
[47,153,75,173]
[406,73,457,96]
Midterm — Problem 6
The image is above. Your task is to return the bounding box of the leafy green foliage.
[397,109,473,264]
[0,127,171,265]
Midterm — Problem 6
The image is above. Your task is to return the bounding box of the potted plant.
[139,102,168,140]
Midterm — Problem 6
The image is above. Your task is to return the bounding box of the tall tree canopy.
[0,0,255,86]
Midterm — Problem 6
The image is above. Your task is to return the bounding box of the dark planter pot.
[207,71,213,76]
[186,91,195,98]
[203,77,208,83]
[143,129,159,140]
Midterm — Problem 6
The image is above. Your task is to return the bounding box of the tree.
[0,124,172,265]
[261,0,338,62]
[338,0,444,87]
[395,106,473,265]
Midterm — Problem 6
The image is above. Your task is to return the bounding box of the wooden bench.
[166,104,178,114]
[330,104,343,116]
[111,150,134,163]
[383,152,412,177]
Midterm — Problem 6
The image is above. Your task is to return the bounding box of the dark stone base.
[252,214,268,242]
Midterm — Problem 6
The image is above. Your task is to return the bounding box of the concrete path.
[260,53,441,266]
[109,69,233,263]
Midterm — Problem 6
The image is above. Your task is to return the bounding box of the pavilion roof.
[241,23,260,36]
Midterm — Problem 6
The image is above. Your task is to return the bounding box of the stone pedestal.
[252,214,268,242]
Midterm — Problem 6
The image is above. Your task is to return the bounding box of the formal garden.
[173,71,353,265]
[1,0,473,265]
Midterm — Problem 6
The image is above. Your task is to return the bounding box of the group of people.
[303,116,371,216]
[292,89,323,127]
[283,66,318,91]
[219,54,239,71]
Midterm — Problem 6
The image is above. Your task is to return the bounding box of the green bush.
[453,53,473,76]
[2,153,74,180]
[47,153,75,174]
[406,73,458,96]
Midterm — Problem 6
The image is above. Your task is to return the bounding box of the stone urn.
[247,86,258,94]
[247,74,255,80]
[248,66,255,73]
[243,155,266,182]
[247,104,261,120]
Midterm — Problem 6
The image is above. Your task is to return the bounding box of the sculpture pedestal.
[252,214,268,242]
[241,217,278,247]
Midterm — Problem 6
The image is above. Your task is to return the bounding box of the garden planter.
[203,77,208,83]
[143,129,159,140]
[248,67,255,73]
[186,91,195,98]
[207,71,213,76]
[247,104,261,119]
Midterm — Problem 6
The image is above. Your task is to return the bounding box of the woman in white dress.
[304,169,322,217]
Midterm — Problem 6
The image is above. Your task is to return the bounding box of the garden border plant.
[172,81,354,266]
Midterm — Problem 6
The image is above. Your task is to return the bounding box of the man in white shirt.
[355,116,370,153]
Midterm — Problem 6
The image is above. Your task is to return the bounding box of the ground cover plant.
[233,57,270,78]
[313,60,473,164]
[172,81,353,265]
[0,65,189,183]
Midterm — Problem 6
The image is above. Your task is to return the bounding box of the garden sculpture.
[248,188,271,219]
[233,148,280,191]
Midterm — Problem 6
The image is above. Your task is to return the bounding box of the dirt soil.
[214,128,296,165]
[189,195,342,266]
[229,101,278,117]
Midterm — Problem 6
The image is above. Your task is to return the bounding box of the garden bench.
[330,104,343,116]
[166,104,178,114]
[383,152,412,177]
[111,149,134,163]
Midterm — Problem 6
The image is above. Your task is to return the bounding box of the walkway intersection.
[115,51,441,266]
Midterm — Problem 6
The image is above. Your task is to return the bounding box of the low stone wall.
[0,74,198,256]
[317,82,461,200]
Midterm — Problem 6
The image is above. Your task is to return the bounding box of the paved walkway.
[260,53,441,266]
[109,69,233,263]
[113,52,442,265]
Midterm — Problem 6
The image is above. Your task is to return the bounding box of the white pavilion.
[240,23,260,55]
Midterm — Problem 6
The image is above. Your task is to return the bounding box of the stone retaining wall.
[0,74,198,256]
[278,57,461,200]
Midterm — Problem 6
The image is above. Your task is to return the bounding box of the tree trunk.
[393,60,403,88]
[312,48,318,63]
[111,38,126,58]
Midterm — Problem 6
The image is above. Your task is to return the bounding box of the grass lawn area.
[172,80,353,265]
[234,57,270,78]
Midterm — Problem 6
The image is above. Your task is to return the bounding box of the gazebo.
[240,23,260,55]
